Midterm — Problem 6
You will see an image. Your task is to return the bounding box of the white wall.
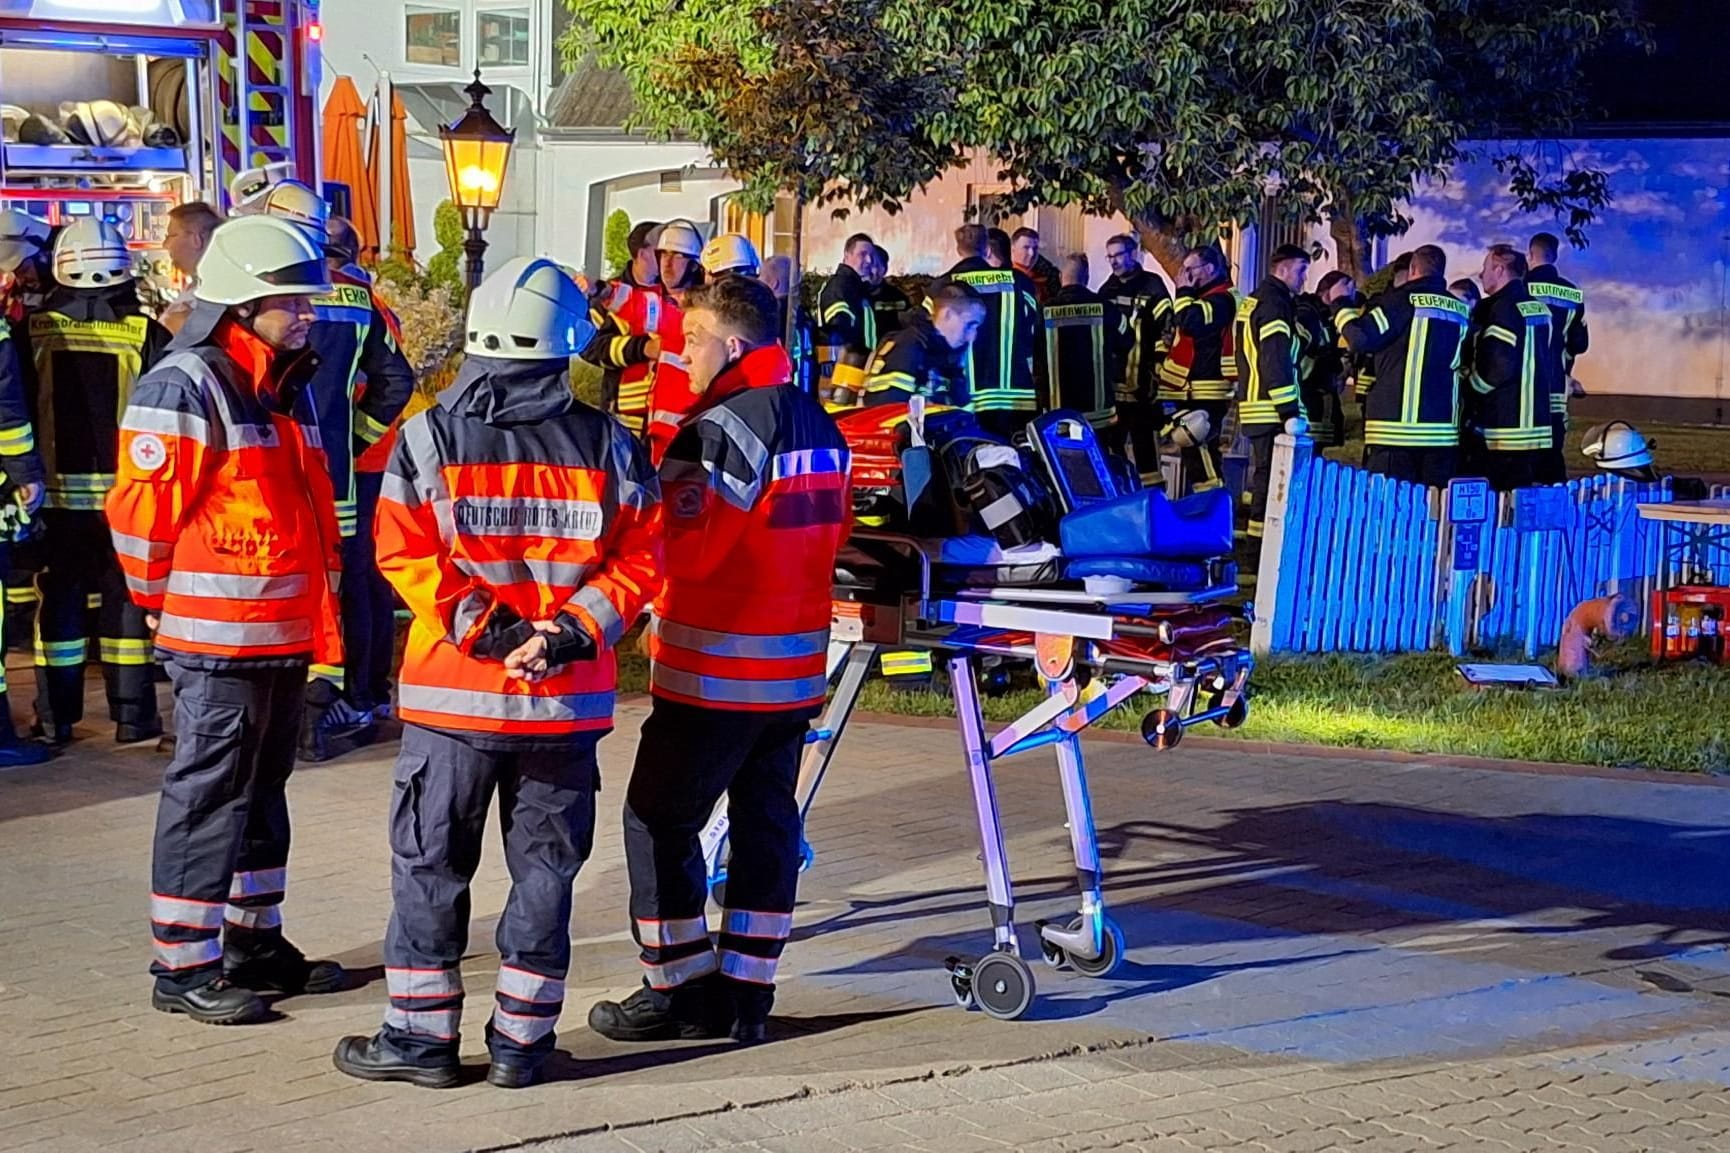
[535,138,724,274]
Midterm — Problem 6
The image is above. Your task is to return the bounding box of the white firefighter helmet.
[465,257,597,361]
[195,215,331,306]
[1582,421,1656,479]
[699,232,761,277]
[52,217,133,288]
[227,161,299,216]
[655,219,704,259]
[1163,408,1211,449]
[250,179,329,246]
[0,208,50,274]
[62,99,138,148]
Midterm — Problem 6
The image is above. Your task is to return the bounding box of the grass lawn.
[615,639,1730,774]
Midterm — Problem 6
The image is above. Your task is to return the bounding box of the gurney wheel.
[1213,696,1249,730]
[1065,916,1125,979]
[971,951,1035,1021]
[1141,708,1184,751]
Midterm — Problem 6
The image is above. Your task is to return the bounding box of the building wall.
[534,138,718,274]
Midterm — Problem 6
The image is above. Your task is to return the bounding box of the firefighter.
[1450,279,1482,308]
[759,255,817,395]
[867,245,913,337]
[253,187,417,760]
[814,233,877,408]
[1043,254,1130,432]
[1235,245,1309,551]
[1100,233,1172,486]
[863,282,985,407]
[701,231,761,281]
[589,274,850,1047]
[1527,231,1589,482]
[637,219,706,463]
[939,224,1044,437]
[1342,245,1470,488]
[578,220,662,434]
[1160,244,1238,495]
[1011,227,1060,304]
[331,258,661,1089]
[1295,270,1354,450]
[1,209,52,325]
[110,215,347,1025]
[1465,244,1557,492]
[0,242,48,767]
[159,201,223,335]
[0,210,49,680]
[1350,252,1412,409]
[252,185,416,758]
[25,218,171,745]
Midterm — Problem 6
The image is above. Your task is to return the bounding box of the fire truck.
[0,0,323,281]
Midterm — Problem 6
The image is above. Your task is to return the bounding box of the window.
[405,6,461,68]
[477,8,531,68]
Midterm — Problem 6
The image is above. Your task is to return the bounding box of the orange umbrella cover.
[322,76,380,262]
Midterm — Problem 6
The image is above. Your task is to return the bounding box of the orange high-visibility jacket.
[375,356,662,741]
[106,304,344,666]
[649,344,852,712]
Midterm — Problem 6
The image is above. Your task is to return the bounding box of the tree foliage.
[602,208,633,276]
[565,0,1643,274]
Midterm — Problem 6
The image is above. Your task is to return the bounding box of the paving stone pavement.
[4,674,1730,1153]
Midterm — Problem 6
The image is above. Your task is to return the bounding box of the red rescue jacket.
[649,345,852,712]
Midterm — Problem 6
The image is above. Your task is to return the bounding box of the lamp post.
[439,69,515,292]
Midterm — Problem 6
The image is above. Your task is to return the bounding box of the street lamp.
[439,69,515,292]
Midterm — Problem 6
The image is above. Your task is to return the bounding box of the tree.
[602,208,633,276]
[424,200,467,301]
[566,0,1643,278]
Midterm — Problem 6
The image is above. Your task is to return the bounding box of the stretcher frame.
[700,531,1252,1020]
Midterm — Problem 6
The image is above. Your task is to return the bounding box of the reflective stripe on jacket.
[643,294,691,466]
[651,344,850,712]
[936,259,1044,414]
[1342,275,1468,448]
[1233,276,1301,429]
[1159,277,1237,403]
[1101,268,1172,404]
[1043,284,1129,430]
[307,267,415,534]
[581,277,668,433]
[1467,283,1556,453]
[106,303,343,666]
[375,355,662,739]
[26,299,168,509]
[0,319,44,489]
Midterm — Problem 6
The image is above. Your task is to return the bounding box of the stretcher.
[701,528,1253,1021]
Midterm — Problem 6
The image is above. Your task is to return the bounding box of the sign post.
[1446,478,1491,655]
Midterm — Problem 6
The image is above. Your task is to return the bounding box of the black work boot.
[729,980,771,1045]
[332,1034,460,1089]
[116,719,164,745]
[225,937,347,995]
[485,1059,541,1089]
[588,976,733,1042]
[152,977,268,1025]
[29,719,73,747]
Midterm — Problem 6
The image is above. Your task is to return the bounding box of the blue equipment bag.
[1059,486,1235,560]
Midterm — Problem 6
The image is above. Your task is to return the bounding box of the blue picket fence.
[1253,436,1674,657]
